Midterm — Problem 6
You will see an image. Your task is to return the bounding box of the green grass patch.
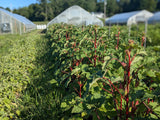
[0,34,21,57]
[33,21,49,25]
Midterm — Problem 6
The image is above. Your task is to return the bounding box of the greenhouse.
[105,10,153,26]
[47,5,103,27]
[0,8,36,34]
[148,12,160,24]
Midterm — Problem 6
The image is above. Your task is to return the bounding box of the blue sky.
[0,0,39,10]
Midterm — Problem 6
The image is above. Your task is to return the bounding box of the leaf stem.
[126,50,131,120]
[94,28,97,67]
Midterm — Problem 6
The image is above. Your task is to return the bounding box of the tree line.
[1,0,160,21]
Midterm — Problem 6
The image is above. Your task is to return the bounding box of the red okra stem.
[78,81,83,98]
[102,87,112,94]
[116,31,120,50]
[95,109,100,120]
[141,36,145,47]
[126,50,131,120]
[70,66,73,71]
[94,29,97,67]
[108,83,119,114]
[143,101,160,119]
[74,87,79,95]
[120,96,123,110]
[120,96,123,119]
[61,71,69,74]
[83,51,93,64]
[79,85,81,98]
[103,77,124,99]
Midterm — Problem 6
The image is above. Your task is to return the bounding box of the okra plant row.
[46,24,160,120]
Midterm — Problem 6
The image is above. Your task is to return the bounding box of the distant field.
[33,21,49,25]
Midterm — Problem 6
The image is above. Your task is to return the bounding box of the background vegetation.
[0,0,160,21]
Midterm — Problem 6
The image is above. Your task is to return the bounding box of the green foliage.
[0,24,160,119]
[0,34,21,57]
[11,0,160,22]
[44,24,160,119]
[111,24,160,46]
[147,24,160,46]
[124,0,158,12]
[0,30,46,119]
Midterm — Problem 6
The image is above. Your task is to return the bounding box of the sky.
[0,0,39,10]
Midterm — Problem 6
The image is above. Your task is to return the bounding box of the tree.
[31,4,46,21]
[11,0,160,21]
[13,3,46,21]
[85,0,96,12]
[51,0,65,17]
[96,2,104,13]
[27,4,43,21]
[5,7,11,12]
[47,3,54,20]
[117,0,130,12]
[13,7,29,18]
[129,0,157,12]
[37,0,49,21]
[106,0,119,16]
[139,0,157,12]
[157,0,160,10]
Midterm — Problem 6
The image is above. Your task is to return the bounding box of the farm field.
[0,24,160,120]
[0,34,21,57]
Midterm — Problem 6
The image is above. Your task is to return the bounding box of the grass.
[0,34,21,57]
[0,30,43,57]
[33,21,49,25]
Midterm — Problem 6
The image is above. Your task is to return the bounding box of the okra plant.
[46,24,160,120]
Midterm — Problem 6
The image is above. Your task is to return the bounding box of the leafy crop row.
[0,31,44,119]
[46,24,160,119]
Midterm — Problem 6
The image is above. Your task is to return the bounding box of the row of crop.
[116,24,160,46]
[46,24,160,119]
[0,32,42,119]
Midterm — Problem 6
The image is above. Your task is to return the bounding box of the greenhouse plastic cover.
[106,10,153,25]
[47,5,103,27]
[0,8,36,27]
[106,11,140,24]
[148,12,160,24]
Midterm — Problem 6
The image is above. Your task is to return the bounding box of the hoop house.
[47,5,103,27]
[0,8,36,34]
[105,10,153,26]
[148,12,160,24]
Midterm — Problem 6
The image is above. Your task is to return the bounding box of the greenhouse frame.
[47,5,103,27]
[148,12,160,24]
[0,8,36,34]
[105,10,153,26]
